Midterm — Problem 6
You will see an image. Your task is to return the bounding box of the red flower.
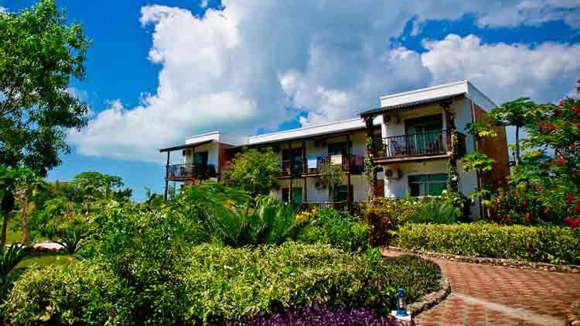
[566,193,575,202]
[521,200,528,207]
[547,123,556,131]
[564,216,580,229]
[573,105,580,114]
[574,204,580,212]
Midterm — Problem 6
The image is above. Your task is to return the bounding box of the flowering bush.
[487,97,579,227]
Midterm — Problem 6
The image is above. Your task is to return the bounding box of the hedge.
[4,243,441,324]
[396,223,580,265]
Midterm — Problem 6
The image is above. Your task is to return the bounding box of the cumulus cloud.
[69,0,580,162]
[420,34,580,103]
[476,0,580,28]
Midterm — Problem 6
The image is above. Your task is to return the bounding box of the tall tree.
[489,98,538,166]
[0,0,89,245]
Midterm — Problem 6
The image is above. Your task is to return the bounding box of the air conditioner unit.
[384,168,402,180]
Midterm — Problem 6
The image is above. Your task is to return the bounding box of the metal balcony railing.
[371,130,465,160]
[165,164,216,181]
[278,154,365,177]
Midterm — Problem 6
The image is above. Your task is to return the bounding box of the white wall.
[383,159,448,197]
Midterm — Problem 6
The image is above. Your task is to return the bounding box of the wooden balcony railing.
[372,130,465,160]
[165,163,216,181]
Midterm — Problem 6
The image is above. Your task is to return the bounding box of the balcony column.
[346,135,352,206]
[164,150,170,200]
[302,140,307,205]
[288,142,293,204]
[442,100,459,193]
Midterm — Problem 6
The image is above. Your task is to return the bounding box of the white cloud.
[476,0,580,28]
[419,34,580,103]
[69,0,580,162]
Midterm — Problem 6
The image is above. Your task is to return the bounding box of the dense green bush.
[409,200,460,224]
[297,208,369,251]
[180,243,440,323]
[3,243,441,324]
[397,223,580,264]
[4,261,131,325]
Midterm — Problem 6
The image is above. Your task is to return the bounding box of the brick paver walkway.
[383,250,580,325]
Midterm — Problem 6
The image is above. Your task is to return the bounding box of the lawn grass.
[14,253,76,272]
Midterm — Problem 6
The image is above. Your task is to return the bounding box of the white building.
[160,81,509,216]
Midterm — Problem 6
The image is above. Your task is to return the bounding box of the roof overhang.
[159,139,214,153]
[360,94,464,118]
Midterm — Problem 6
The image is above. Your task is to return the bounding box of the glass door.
[405,115,443,155]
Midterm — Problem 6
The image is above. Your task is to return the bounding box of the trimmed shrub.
[3,245,441,324]
[297,208,369,251]
[180,243,440,323]
[397,223,580,265]
[3,261,131,325]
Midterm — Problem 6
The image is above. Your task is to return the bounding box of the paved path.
[383,250,580,325]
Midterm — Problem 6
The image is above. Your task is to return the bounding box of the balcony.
[305,154,365,175]
[278,154,365,178]
[372,130,465,163]
[165,163,216,181]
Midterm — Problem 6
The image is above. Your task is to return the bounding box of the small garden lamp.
[396,288,408,317]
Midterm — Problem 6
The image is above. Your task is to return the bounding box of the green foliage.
[362,197,423,245]
[179,243,440,323]
[0,244,28,299]
[409,199,460,224]
[397,223,580,265]
[88,202,207,324]
[3,243,441,324]
[70,171,132,203]
[486,98,580,226]
[466,121,497,139]
[319,160,345,197]
[0,0,89,175]
[224,148,281,196]
[4,261,131,325]
[176,184,306,247]
[297,208,369,252]
[462,152,494,173]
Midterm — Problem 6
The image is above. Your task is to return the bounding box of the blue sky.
[1,0,578,200]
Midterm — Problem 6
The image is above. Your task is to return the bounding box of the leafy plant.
[176,184,307,247]
[224,148,281,196]
[409,200,460,224]
[397,223,580,264]
[4,261,131,325]
[297,207,369,252]
[0,244,29,299]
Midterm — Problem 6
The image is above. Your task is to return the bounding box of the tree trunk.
[514,125,520,167]
[1,192,15,248]
[21,199,30,245]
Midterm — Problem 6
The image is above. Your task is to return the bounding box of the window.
[282,187,303,204]
[328,142,347,156]
[192,151,208,167]
[408,174,447,196]
[331,185,352,202]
